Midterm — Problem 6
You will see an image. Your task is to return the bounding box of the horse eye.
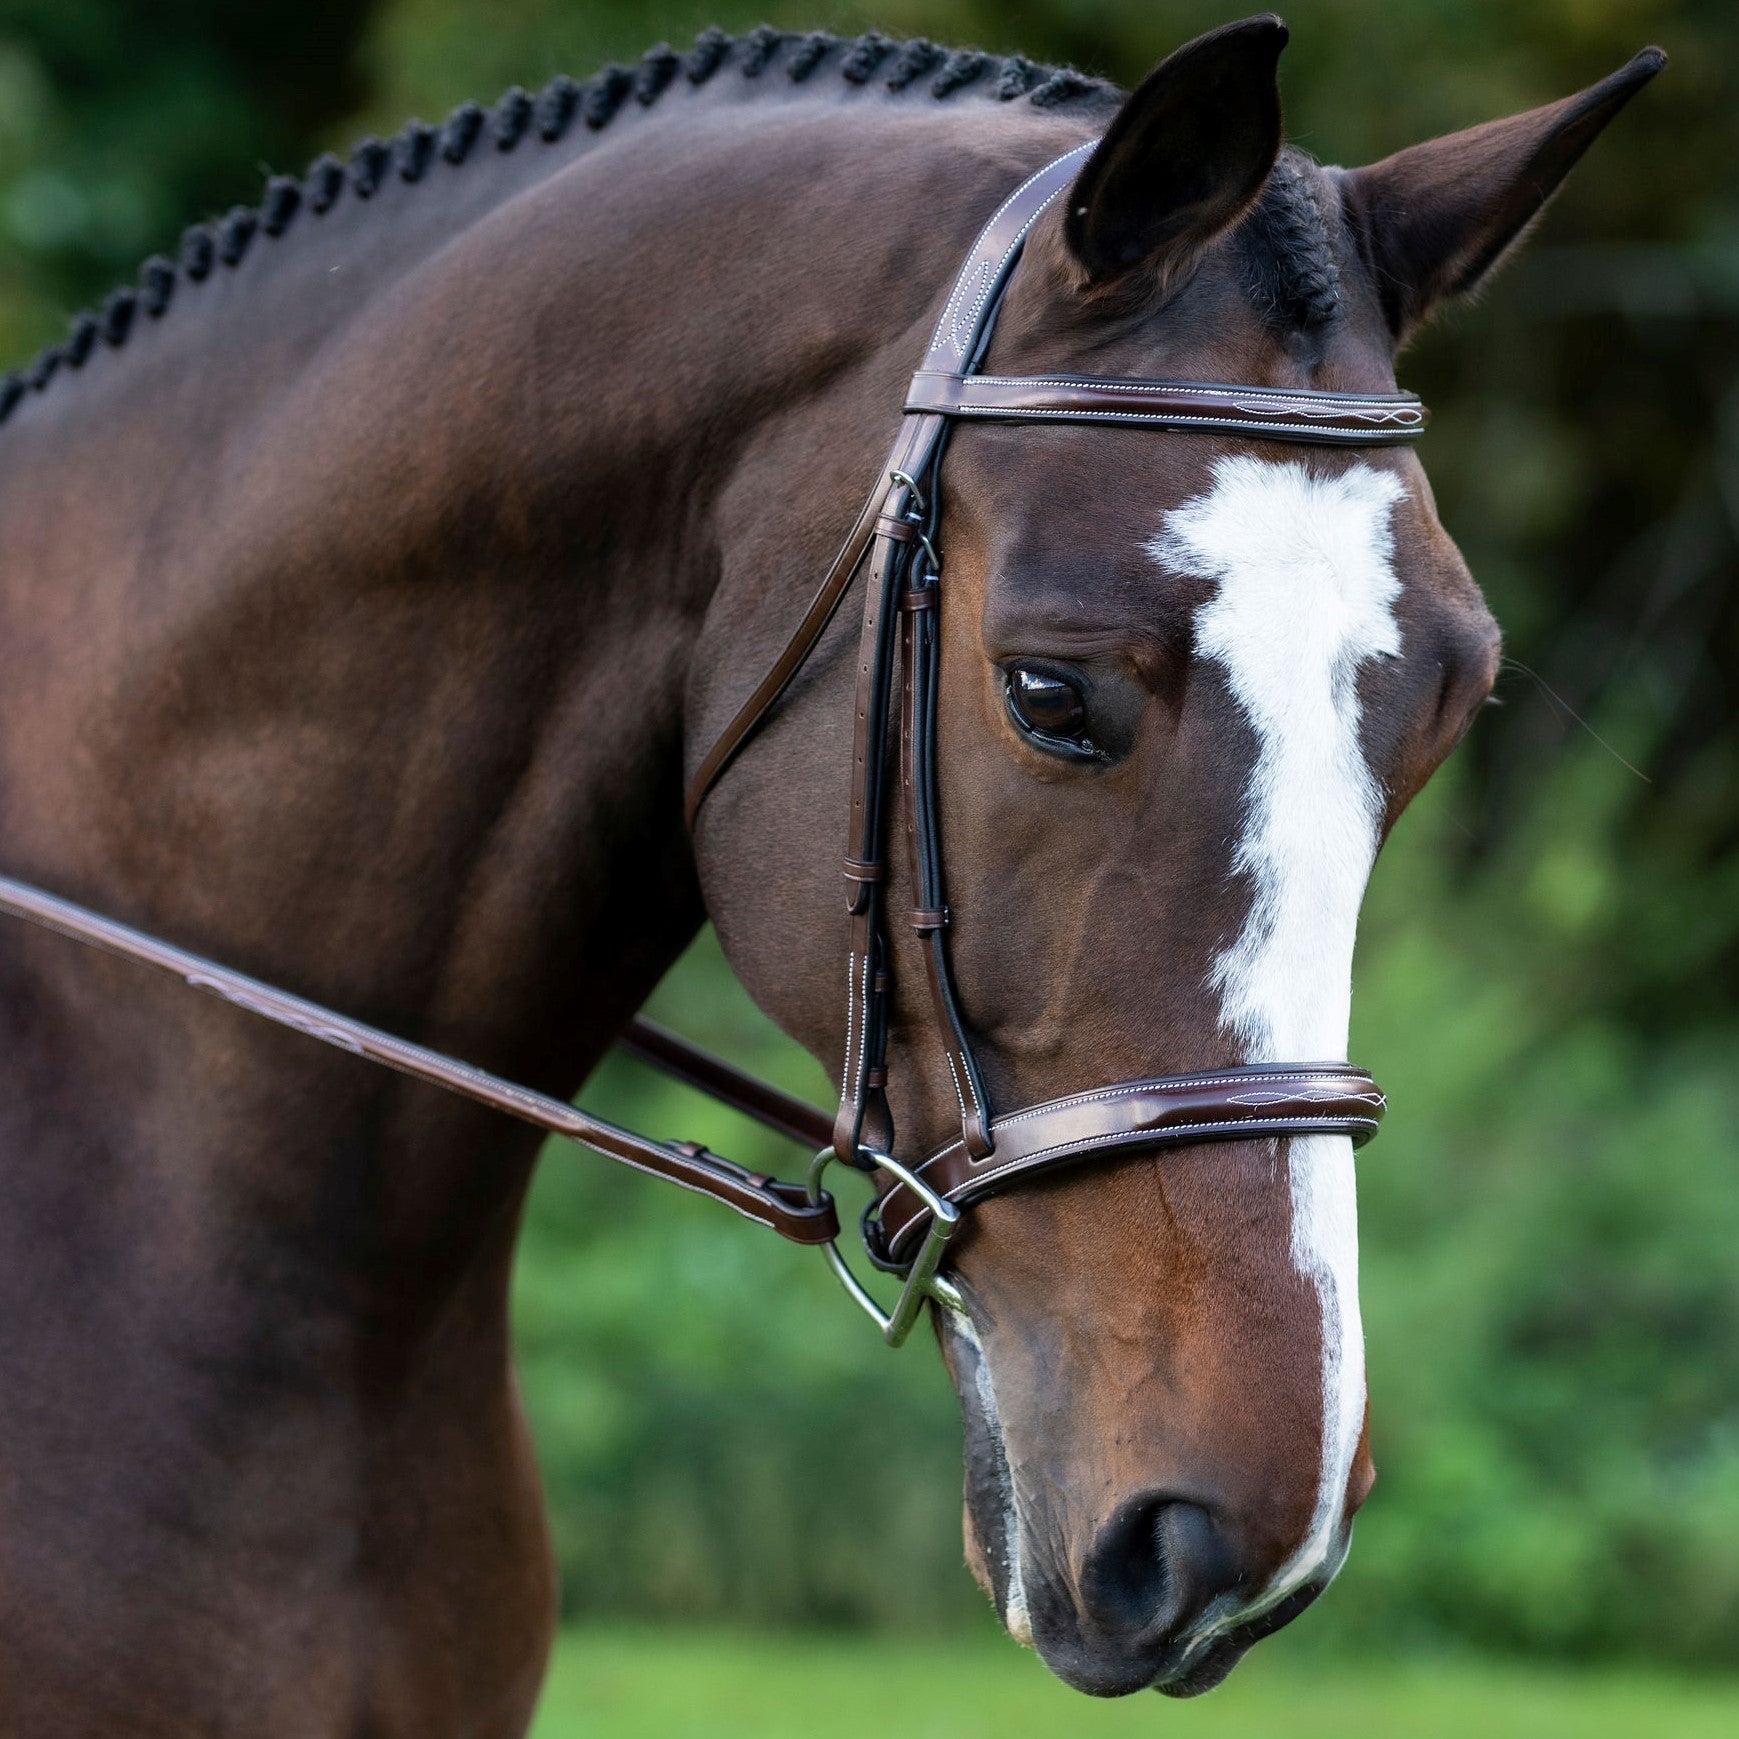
[1005,666,1089,744]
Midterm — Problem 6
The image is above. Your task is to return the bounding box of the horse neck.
[0,94,1091,1282]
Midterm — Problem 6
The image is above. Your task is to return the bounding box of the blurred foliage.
[1,0,1733,1672]
[0,0,372,349]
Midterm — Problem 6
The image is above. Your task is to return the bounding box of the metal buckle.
[808,1145,964,1347]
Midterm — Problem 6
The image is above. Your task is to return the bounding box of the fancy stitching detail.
[911,406,1423,439]
[927,141,1097,359]
[919,373,1423,418]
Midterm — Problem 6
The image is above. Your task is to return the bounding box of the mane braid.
[787,33,836,82]
[536,77,580,141]
[636,47,681,105]
[1239,152,1343,331]
[260,176,301,233]
[304,154,345,211]
[493,88,533,148]
[440,103,483,163]
[394,125,435,183]
[349,138,390,199]
[0,25,1117,424]
[932,50,990,98]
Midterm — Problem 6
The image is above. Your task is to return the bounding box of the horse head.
[695,17,1660,1696]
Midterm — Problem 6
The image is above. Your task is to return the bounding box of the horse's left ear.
[1065,14,1287,285]
[1343,47,1665,342]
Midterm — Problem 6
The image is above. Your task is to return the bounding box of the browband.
[904,372,1427,444]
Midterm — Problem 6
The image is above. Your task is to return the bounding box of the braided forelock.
[1238,151,1343,331]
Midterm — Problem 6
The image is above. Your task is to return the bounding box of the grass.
[530,1626,1739,1739]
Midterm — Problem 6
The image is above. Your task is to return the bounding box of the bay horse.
[0,17,1660,1732]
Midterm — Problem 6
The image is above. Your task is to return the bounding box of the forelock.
[1236,150,1344,332]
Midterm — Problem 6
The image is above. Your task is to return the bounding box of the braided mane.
[0,27,1113,425]
[0,28,1346,422]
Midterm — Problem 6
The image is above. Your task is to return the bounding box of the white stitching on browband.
[929,142,1095,354]
[944,261,995,359]
[919,375,1424,419]
[927,142,1098,358]
[1229,1088,1387,1107]
[914,406,1421,439]
[881,1115,1379,1245]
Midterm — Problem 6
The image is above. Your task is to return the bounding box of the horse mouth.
[1148,1579,1328,1698]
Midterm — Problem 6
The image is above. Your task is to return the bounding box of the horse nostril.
[1080,1496,1242,1642]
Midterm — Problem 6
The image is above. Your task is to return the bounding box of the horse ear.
[1343,47,1665,342]
[1064,14,1287,285]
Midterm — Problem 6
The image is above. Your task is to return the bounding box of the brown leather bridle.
[0,143,1416,1345]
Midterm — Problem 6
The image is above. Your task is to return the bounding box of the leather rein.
[0,142,1418,1346]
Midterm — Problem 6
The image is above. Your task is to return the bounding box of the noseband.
[0,142,1416,1346]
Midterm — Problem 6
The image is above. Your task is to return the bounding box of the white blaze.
[1151,455,1404,1610]
[949,1312,1032,1645]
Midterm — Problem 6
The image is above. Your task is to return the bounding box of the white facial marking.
[950,1312,1032,1646]
[1151,455,1404,1625]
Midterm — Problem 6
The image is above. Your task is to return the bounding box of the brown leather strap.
[815,149,1113,1167]
[904,372,1428,443]
[873,1064,1386,1260]
[683,143,1097,831]
[833,467,928,1164]
[0,874,839,1246]
[899,538,993,1159]
[615,1016,833,1150]
[917,142,1098,372]
[682,400,940,835]
[685,141,1430,828]
[682,496,880,830]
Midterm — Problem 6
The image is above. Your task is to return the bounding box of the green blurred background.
[1,0,1733,1730]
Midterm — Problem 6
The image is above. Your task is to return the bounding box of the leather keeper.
[899,586,937,613]
[874,513,918,542]
[910,906,950,933]
[842,856,882,883]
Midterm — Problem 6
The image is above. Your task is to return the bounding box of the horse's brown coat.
[0,22,1658,1730]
